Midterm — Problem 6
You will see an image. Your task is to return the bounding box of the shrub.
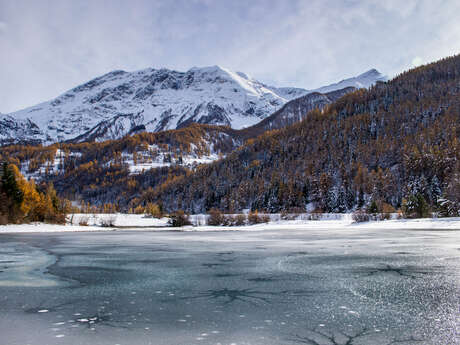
[280,210,292,220]
[281,211,297,220]
[377,212,391,221]
[352,210,370,223]
[308,213,322,220]
[47,212,67,224]
[402,194,431,218]
[207,208,225,225]
[234,214,246,226]
[221,215,235,226]
[221,214,250,226]
[248,210,262,224]
[78,216,89,226]
[261,214,271,223]
[380,202,396,214]
[100,215,117,227]
[247,211,270,224]
[145,203,162,218]
[377,202,395,220]
[134,205,145,214]
[169,210,191,227]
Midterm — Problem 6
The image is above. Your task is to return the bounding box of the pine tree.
[0,163,23,222]
[1,163,23,206]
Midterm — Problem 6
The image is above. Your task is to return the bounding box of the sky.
[1,0,460,113]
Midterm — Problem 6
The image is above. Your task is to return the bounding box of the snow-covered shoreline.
[1,213,460,233]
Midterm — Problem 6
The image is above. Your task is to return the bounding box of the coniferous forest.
[143,55,460,214]
[1,55,460,219]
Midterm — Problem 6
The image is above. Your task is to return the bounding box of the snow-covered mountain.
[241,86,356,137]
[0,66,386,145]
[312,69,387,94]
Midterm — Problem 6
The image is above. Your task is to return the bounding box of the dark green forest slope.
[143,55,460,213]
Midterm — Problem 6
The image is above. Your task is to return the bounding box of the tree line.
[0,162,71,224]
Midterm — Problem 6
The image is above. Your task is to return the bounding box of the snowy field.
[1,213,460,233]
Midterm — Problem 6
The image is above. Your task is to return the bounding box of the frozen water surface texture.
[0,228,459,344]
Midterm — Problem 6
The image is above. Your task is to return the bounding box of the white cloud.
[411,56,423,67]
[1,0,460,113]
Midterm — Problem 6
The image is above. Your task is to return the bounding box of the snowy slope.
[312,69,387,94]
[242,86,356,136]
[0,66,386,145]
[14,124,243,183]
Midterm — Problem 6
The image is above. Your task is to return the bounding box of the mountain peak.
[312,68,386,94]
[1,65,384,145]
[2,65,311,145]
[358,68,381,77]
[189,65,227,74]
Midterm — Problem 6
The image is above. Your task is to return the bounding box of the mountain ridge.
[312,68,387,94]
[0,66,385,146]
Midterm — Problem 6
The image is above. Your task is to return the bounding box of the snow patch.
[1,214,459,233]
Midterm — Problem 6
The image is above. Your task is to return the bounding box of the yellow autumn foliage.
[4,164,69,224]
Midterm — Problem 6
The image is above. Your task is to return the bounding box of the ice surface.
[0,228,458,344]
[0,243,62,287]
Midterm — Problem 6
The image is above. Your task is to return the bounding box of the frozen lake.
[0,228,459,345]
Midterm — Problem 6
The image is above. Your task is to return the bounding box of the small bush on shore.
[169,210,191,227]
[222,215,233,226]
[100,215,117,227]
[248,211,270,224]
[145,203,162,218]
[352,210,370,223]
[248,210,261,224]
[207,208,225,226]
[281,211,299,220]
[261,214,270,223]
[308,213,323,220]
[353,209,395,223]
[78,216,89,226]
[207,210,249,226]
[133,205,145,214]
[234,214,247,226]
[377,212,391,221]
